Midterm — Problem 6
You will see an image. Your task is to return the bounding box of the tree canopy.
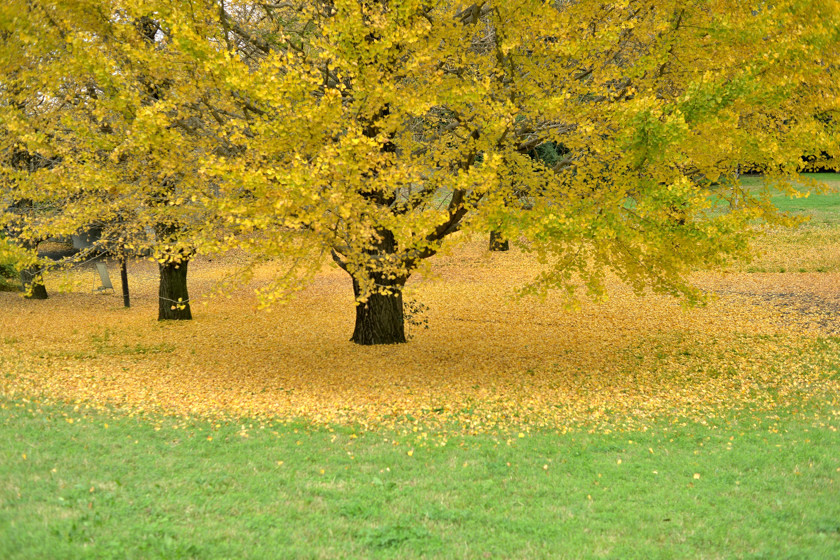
[2,0,838,343]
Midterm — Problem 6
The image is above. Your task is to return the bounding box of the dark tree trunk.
[119,254,130,308]
[158,260,191,320]
[351,277,406,345]
[20,266,48,299]
[489,230,509,252]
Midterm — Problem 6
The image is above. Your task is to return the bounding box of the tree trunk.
[20,266,48,299]
[489,230,509,252]
[351,277,406,345]
[158,260,191,320]
[119,254,130,308]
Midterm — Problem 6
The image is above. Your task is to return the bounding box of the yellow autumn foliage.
[2,0,838,345]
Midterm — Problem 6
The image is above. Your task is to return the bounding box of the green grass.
[740,173,840,225]
[721,173,840,272]
[2,400,839,559]
[769,191,840,226]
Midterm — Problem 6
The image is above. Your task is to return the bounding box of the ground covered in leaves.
[2,231,838,435]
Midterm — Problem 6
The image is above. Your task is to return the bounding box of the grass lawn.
[2,400,839,559]
[729,173,840,273]
[740,172,840,225]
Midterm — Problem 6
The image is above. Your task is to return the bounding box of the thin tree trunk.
[20,266,48,299]
[489,230,509,252]
[158,260,191,320]
[119,254,130,308]
[351,277,406,345]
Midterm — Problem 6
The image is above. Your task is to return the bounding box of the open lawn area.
[2,402,839,559]
[2,174,840,558]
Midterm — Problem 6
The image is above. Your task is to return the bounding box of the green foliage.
[0,237,22,291]
[529,142,569,167]
[0,237,18,276]
[0,262,15,291]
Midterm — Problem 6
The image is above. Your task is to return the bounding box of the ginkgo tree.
[185,0,839,344]
[0,1,236,319]
[3,0,838,344]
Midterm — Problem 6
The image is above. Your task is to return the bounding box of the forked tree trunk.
[158,260,191,320]
[351,277,406,345]
[20,266,48,299]
[488,230,510,252]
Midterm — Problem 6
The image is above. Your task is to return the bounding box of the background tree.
[489,142,571,251]
[0,1,234,319]
[0,143,64,300]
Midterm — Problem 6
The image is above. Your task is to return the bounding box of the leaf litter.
[1,238,838,434]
